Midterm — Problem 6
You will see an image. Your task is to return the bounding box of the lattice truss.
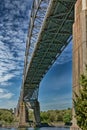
[23,0,50,103]
[24,0,50,76]
[19,0,77,104]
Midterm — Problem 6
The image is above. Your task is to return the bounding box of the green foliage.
[63,110,72,125]
[74,68,87,130]
[57,113,63,122]
[40,109,72,125]
[0,109,14,125]
[40,111,49,123]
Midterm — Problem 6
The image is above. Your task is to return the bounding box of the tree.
[40,111,49,123]
[57,113,63,122]
[63,110,72,125]
[74,68,87,130]
[0,109,14,124]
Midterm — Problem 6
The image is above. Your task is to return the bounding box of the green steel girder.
[58,0,76,3]
[23,0,77,100]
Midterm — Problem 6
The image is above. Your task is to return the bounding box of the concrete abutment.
[19,102,28,127]
[71,0,87,129]
[18,100,41,127]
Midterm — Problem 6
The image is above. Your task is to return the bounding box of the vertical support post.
[14,108,18,117]
[70,0,87,130]
[33,100,41,127]
[19,102,27,127]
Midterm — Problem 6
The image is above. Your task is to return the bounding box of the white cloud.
[0,33,25,86]
[0,89,4,93]
[0,0,33,109]
[0,93,13,99]
[0,100,18,109]
[0,88,14,99]
[0,42,24,85]
[0,74,15,83]
[0,82,13,86]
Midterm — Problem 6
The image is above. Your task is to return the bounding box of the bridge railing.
[23,0,50,81]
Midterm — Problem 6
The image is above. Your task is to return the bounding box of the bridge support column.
[71,0,87,130]
[33,100,41,127]
[19,102,28,127]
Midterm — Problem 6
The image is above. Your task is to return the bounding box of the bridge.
[15,0,87,129]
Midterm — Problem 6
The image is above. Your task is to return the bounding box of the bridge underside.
[18,0,77,127]
[23,0,76,102]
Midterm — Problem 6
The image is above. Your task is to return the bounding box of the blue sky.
[39,42,72,111]
[0,0,72,111]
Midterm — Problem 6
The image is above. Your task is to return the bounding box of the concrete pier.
[19,102,28,127]
[71,0,87,129]
[33,100,41,126]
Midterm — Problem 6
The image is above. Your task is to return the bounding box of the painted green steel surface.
[23,0,77,101]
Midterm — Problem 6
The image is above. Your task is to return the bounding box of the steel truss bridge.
[17,0,77,126]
